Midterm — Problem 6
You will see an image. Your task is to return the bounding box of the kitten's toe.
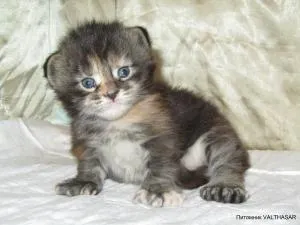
[161,190,184,207]
[133,189,162,207]
[200,183,247,203]
[133,189,184,207]
[55,178,101,196]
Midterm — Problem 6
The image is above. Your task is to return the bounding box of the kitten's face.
[44,22,155,120]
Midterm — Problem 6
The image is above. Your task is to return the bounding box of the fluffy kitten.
[44,21,250,207]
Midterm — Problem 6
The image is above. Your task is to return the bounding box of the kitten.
[43,21,250,207]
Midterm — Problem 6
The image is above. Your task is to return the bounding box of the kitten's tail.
[177,165,209,189]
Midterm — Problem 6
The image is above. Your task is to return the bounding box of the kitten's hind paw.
[133,189,184,207]
[55,178,101,196]
[200,183,247,204]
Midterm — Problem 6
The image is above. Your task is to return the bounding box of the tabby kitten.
[44,21,250,207]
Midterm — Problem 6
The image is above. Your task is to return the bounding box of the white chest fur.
[96,125,149,184]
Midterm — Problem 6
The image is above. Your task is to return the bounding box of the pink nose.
[104,90,119,101]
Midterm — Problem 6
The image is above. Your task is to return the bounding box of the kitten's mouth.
[97,99,133,121]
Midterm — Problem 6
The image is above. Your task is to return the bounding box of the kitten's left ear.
[43,51,61,88]
[128,26,152,48]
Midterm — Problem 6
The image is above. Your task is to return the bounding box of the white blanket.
[0,119,299,225]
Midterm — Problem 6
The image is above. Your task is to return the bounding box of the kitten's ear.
[128,26,151,48]
[43,51,61,87]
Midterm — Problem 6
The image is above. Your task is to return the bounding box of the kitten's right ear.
[128,26,152,49]
[43,51,61,87]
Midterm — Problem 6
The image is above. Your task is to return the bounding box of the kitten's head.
[44,21,155,120]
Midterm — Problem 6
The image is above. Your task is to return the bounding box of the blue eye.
[117,66,131,79]
[81,78,96,89]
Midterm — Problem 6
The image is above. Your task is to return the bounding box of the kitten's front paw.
[55,178,101,196]
[200,183,247,203]
[133,189,184,207]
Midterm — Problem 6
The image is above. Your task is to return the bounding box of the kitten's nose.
[104,90,119,101]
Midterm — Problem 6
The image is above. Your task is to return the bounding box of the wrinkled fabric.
[0,119,299,225]
[0,0,300,150]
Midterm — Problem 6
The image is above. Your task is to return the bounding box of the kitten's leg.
[200,126,250,203]
[133,138,184,207]
[56,147,106,196]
